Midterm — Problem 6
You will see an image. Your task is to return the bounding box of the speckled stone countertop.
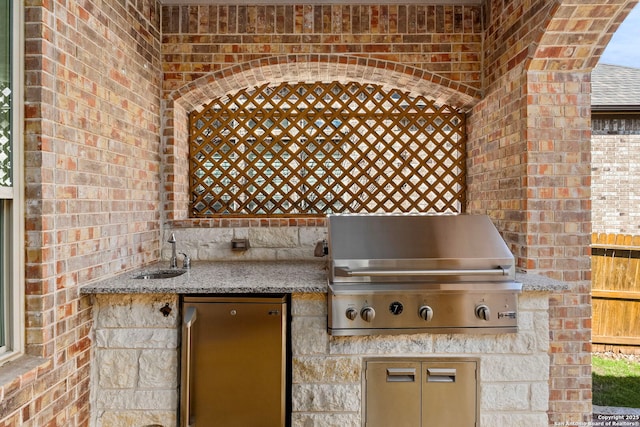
[516,272,569,292]
[80,261,329,294]
[516,271,569,292]
[80,261,568,294]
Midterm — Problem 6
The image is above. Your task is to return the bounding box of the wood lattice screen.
[189,81,466,217]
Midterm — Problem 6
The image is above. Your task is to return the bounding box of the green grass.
[592,355,640,408]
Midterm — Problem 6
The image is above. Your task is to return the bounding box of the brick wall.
[4,1,637,426]
[161,4,483,93]
[468,64,593,427]
[465,0,595,424]
[160,2,600,426]
[527,70,593,425]
[0,0,163,425]
[161,4,484,223]
[592,116,640,234]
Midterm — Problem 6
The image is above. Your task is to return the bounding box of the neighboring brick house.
[591,63,640,234]
[1,1,638,426]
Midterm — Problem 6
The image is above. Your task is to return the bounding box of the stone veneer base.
[90,288,553,427]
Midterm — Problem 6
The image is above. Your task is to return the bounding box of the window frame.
[0,0,25,362]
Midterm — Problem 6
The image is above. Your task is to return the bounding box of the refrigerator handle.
[182,307,197,427]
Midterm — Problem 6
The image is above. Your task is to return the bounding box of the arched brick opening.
[469,1,638,424]
[171,54,482,112]
[530,1,638,72]
[162,54,481,222]
[469,0,638,272]
[528,1,638,424]
[157,4,639,425]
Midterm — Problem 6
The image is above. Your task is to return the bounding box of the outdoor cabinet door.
[422,361,477,427]
[365,361,422,427]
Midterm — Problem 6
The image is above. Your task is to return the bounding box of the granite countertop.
[515,271,570,291]
[80,261,568,294]
[80,261,330,294]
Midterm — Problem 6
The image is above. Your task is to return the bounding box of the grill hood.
[328,214,516,285]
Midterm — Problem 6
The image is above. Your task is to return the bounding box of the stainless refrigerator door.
[181,296,287,427]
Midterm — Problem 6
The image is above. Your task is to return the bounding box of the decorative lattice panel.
[190,82,465,217]
[0,81,11,188]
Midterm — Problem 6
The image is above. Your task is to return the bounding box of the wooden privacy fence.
[591,233,640,348]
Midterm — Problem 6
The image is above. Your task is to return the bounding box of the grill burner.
[327,214,522,336]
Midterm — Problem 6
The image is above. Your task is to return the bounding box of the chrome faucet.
[168,233,178,269]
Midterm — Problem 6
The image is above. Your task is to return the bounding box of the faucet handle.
[180,252,191,269]
[314,239,328,257]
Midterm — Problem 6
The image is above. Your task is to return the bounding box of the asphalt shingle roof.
[592,63,640,110]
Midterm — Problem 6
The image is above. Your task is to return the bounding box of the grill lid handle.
[334,266,510,277]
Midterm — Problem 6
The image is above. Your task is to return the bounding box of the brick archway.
[169,54,482,112]
[529,0,637,72]
[470,1,638,425]
[163,54,481,221]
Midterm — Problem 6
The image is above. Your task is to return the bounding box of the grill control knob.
[418,305,434,322]
[361,307,376,322]
[345,307,358,321]
[475,304,490,321]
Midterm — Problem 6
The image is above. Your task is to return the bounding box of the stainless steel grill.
[327,214,522,336]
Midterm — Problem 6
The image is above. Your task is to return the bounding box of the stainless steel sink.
[134,270,187,280]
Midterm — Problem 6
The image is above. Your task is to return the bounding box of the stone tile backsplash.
[163,226,328,261]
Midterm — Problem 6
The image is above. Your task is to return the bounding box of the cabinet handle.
[386,368,416,382]
[182,307,197,427]
[427,368,456,383]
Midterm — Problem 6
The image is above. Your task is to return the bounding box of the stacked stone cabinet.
[90,288,551,427]
[91,294,180,427]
